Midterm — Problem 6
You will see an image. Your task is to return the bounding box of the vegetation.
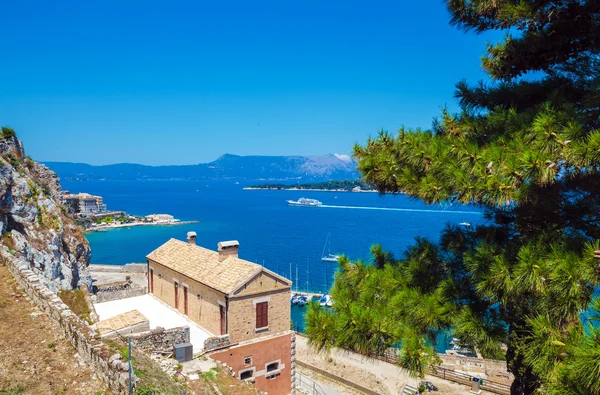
[1,126,16,140]
[2,232,17,252]
[104,338,185,395]
[95,216,115,224]
[69,197,80,214]
[57,289,92,323]
[307,1,600,394]
[249,179,374,191]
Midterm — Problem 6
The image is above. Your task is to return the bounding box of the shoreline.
[243,187,378,193]
[85,220,199,233]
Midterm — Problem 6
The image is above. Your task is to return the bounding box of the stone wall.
[130,326,190,351]
[4,253,134,394]
[203,334,231,352]
[93,282,147,303]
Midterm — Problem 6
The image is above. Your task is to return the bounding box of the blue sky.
[0,0,498,165]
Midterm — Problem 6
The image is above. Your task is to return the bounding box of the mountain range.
[44,153,359,181]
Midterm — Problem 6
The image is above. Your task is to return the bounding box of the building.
[62,192,107,213]
[145,214,175,222]
[146,233,294,395]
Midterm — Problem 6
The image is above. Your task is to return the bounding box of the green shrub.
[7,153,20,169]
[2,231,16,252]
[1,126,16,140]
[201,370,215,381]
[57,289,91,319]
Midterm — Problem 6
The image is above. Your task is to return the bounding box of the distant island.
[244,180,377,192]
[44,153,359,181]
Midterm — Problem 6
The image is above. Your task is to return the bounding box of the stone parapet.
[3,252,134,394]
[130,326,190,351]
[203,334,231,352]
[93,283,148,303]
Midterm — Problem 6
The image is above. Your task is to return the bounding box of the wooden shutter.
[256,302,268,328]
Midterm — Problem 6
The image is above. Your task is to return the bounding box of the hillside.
[248,179,375,191]
[44,153,359,181]
[0,127,90,291]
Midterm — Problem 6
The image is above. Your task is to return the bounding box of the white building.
[62,192,107,213]
[145,214,174,222]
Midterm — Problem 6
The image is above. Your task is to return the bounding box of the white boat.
[321,230,340,262]
[287,198,322,207]
[319,294,332,307]
[459,222,471,227]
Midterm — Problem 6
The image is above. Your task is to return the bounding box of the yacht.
[321,229,340,262]
[296,295,308,306]
[319,294,333,307]
[287,198,322,207]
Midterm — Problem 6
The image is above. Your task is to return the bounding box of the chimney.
[187,232,197,245]
[218,240,239,262]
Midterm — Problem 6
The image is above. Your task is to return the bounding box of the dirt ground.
[295,334,490,395]
[0,264,105,394]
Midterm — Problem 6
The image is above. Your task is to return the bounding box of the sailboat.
[321,230,340,262]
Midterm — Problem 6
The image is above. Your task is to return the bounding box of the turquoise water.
[64,179,485,350]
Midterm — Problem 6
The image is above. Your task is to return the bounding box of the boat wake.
[319,204,482,215]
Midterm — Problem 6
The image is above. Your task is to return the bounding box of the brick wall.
[210,331,294,395]
[148,260,224,336]
[228,288,291,343]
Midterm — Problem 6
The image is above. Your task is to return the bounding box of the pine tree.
[306,1,600,394]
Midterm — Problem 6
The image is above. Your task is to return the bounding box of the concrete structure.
[62,192,107,213]
[146,233,294,395]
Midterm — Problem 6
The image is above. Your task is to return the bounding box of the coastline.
[85,220,199,233]
[243,187,378,193]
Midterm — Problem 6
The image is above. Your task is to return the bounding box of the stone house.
[146,232,294,395]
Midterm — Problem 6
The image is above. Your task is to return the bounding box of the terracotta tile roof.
[146,239,290,294]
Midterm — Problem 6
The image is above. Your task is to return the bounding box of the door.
[183,286,188,315]
[220,305,226,335]
[149,269,154,293]
[174,282,179,309]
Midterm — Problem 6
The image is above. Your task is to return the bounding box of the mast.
[306,258,310,292]
[321,229,330,259]
[325,260,328,290]
[295,265,299,293]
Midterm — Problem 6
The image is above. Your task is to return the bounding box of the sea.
[63,179,486,350]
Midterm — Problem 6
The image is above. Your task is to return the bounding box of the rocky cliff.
[0,129,90,292]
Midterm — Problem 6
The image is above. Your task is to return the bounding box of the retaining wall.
[93,283,147,303]
[4,254,134,394]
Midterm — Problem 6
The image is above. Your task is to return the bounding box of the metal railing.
[296,372,327,395]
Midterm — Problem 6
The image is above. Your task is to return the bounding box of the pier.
[291,290,325,299]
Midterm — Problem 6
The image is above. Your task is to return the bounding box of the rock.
[0,136,91,291]
[109,353,121,363]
